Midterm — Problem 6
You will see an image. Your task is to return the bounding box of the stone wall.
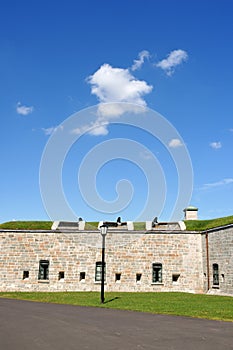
[0,230,205,293]
[202,226,233,295]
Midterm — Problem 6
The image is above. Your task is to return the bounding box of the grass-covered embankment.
[1,216,233,231]
[0,221,52,230]
[0,221,99,230]
[185,215,233,231]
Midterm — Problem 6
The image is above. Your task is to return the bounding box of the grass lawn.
[0,292,232,322]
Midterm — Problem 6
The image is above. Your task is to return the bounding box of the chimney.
[183,206,198,220]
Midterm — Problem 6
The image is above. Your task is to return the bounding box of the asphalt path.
[0,298,232,350]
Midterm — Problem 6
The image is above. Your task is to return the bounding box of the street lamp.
[99,224,108,303]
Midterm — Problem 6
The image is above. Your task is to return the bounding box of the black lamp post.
[100,224,108,303]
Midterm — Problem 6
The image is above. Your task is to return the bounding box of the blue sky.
[1,0,233,222]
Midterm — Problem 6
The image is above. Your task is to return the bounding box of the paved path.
[0,298,232,350]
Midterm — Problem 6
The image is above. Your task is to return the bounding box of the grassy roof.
[0,221,52,230]
[0,221,100,230]
[0,216,233,231]
[184,215,233,231]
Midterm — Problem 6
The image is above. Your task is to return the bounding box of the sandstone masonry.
[0,225,232,295]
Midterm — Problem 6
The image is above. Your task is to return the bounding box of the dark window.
[58,271,64,280]
[80,272,86,281]
[152,263,162,283]
[38,260,49,280]
[136,273,142,282]
[23,271,29,279]
[172,274,180,283]
[95,262,106,282]
[213,263,219,286]
[115,273,121,282]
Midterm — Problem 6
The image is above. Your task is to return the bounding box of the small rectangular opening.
[23,271,29,280]
[80,272,86,281]
[115,273,121,282]
[136,273,142,283]
[172,274,180,283]
[58,271,65,280]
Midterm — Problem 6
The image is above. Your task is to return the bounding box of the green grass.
[84,222,99,230]
[133,222,146,230]
[0,292,232,321]
[0,221,100,231]
[185,215,233,231]
[1,216,233,231]
[0,221,52,230]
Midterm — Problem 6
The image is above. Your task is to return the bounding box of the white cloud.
[16,102,34,115]
[72,121,109,136]
[210,141,222,149]
[42,125,63,136]
[202,178,233,189]
[168,138,183,148]
[131,50,150,71]
[89,124,109,136]
[96,102,146,119]
[72,104,145,135]
[156,49,188,76]
[81,63,153,136]
[87,63,152,106]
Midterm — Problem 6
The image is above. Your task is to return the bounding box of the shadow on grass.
[104,297,120,304]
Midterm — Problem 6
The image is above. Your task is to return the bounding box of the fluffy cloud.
[156,49,188,76]
[85,63,153,135]
[168,138,183,148]
[72,121,109,136]
[87,64,152,106]
[72,103,147,136]
[96,103,145,119]
[210,141,222,149]
[131,50,150,71]
[88,123,109,136]
[16,102,34,115]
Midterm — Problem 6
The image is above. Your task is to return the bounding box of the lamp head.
[100,224,108,237]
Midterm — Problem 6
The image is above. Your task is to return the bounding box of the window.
[213,263,219,286]
[152,263,162,283]
[80,272,86,281]
[58,271,64,280]
[136,273,142,283]
[23,271,29,279]
[38,260,49,280]
[95,262,106,282]
[115,273,121,282]
[172,274,180,283]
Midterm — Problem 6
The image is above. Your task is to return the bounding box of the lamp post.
[99,224,108,303]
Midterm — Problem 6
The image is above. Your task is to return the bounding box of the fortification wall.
[0,230,205,293]
[202,226,233,295]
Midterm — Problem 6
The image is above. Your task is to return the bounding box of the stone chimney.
[183,206,198,220]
